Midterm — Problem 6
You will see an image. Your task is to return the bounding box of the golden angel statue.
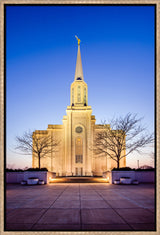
[75,35,81,45]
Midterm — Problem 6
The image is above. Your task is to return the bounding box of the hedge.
[6,167,48,172]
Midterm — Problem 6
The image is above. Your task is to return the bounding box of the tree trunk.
[117,160,120,169]
[38,153,41,169]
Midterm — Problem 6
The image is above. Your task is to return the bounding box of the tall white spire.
[74,36,84,81]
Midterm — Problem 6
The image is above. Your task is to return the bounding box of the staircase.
[49,177,108,183]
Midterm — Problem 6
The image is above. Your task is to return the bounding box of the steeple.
[70,36,88,107]
[74,36,84,81]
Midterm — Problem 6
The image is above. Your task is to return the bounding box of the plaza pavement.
[6,183,155,231]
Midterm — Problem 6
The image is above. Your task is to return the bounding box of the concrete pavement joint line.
[101,188,155,230]
[30,185,69,230]
[146,208,155,214]
[113,190,149,209]
[108,205,134,230]
[94,187,133,230]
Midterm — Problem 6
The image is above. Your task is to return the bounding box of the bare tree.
[15,130,60,169]
[94,113,154,169]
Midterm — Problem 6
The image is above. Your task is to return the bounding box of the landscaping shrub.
[6,167,48,172]
[26,167,48,171]
[135,168,154,171]
[111,167,155,171]
[112,167,133,171]
[6,168,24,172]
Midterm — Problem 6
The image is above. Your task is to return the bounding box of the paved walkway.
[6,183,155,231]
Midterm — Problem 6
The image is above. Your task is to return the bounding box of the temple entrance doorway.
[75,167,83,176]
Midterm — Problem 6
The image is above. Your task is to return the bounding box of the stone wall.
[135,171,155,183]
[106,170,155,184]
[6,172,24,183]
[6,171,55,184]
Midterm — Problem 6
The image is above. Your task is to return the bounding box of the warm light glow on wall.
[102,176,110,183]
[49,177,56,182]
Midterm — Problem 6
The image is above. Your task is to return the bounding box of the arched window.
[77,86,81,102]
[75,137,83,163]
[76,77,82,80]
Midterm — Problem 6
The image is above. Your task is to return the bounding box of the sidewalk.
[6,183,155,231]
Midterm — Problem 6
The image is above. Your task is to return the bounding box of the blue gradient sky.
[6,5,155,169]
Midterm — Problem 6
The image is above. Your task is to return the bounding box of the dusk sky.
[6,5,155,169]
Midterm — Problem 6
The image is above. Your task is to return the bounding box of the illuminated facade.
[32,39,126,176]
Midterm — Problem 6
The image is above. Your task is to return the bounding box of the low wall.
[106,171,155,184]
[6,172,24,183]
[111,171,136,184]
[135,171,155,183]
[6,171,55,184]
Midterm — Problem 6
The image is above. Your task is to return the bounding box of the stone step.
[50,177,108,183]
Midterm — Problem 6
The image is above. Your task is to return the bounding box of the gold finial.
[75,35,81,45]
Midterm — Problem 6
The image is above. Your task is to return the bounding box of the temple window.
[77,86,81,102]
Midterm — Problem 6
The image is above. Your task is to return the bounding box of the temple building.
[32,38,126,176]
